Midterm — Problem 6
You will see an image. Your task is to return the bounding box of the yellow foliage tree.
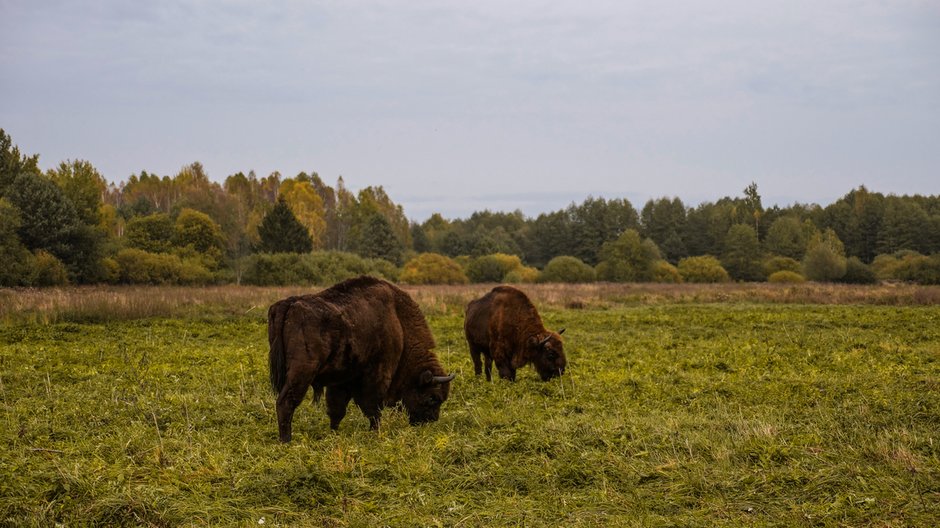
[279,179,327,248]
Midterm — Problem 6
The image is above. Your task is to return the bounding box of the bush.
[893,254,940,285]
[838,257,877,284]
[762,256,801,276]
[125,214,175,253]
[504,266,540,284]
[466,253,522,283]
[768,270,806,283]
[399,253,468,285]
[871,251,922,281]
[114,248,213,285]
[539,256,595,283]
[802,229,847,282]
[651,260,682,283]
[306,251,397,284]
[100,257,120,284]
[240,251,398,286]
[29,250,70,286]
[677,256,731,283]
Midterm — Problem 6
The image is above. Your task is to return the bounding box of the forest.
[2,128,939,287]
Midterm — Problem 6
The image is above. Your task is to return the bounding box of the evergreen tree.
[257,198,313,254]
[356,213,403,264]
[721,224,763,281]
[640,197,688,263]
[877,197,929,255]
[5,172,103,283]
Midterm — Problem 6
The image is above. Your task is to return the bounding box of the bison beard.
[268,276,454,442]
[464,285,567,382]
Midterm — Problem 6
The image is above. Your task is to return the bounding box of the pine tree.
[257,198,313,254]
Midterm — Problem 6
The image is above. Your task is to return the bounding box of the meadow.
[0,284,938,526]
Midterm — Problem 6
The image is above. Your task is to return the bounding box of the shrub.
[467,253,525,283]
[125,214,175,253]
[768,270,806,283]
[893,254,940,285]
[504,266,540,284]
[174,208,225,267]
[114,248,213,285]
[240,251,398,286]
[399,253,469,285]
[871,251,922,281]
[539,256,596,283]
[651,260,682,283]
[677,255,731,283]
[802,229,847,282]
[29,250,70,286]
[100,257,120,284]
[839,257,877,284]
[240,253,312,286]
[762,256,801,276]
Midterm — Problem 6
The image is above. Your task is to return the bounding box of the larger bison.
[268,276,454,442]
[464,285,566,382]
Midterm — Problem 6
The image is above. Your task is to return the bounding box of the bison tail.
[268,300,292,395]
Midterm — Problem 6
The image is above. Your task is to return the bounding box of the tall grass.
[1,282,938,323]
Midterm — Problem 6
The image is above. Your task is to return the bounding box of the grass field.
[1,285,938,526]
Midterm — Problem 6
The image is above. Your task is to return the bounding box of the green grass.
[1,304,938,526]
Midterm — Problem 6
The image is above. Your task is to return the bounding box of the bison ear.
[419,370,434,386]
[558,328,566,335]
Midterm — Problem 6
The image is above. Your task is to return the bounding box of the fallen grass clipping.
[1,293,938,525]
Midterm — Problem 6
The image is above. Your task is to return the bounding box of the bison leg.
[469,344,485,377]
[325,385,353,431]
[484,355,493,382]
[353,394,383,431]
[276,374,312,443]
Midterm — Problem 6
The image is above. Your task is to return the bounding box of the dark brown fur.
[268,276,454,442]
[464,285,566,382]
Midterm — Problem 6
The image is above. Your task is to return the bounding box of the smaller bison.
[268,276,454,442]
[464,285,566,382]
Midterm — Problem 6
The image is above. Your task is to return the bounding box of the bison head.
[402,370,455,425]
[530,328,566,381]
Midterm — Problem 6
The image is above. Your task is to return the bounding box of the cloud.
[1,0,937,219]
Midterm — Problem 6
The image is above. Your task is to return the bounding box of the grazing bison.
[268,276,455,442]
[464,285,566,382]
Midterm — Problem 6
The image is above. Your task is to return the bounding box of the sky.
[2,0,939,221]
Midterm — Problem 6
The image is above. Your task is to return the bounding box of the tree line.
[2,129,939,287]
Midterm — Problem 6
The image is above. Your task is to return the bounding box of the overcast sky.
[2,1,938,220]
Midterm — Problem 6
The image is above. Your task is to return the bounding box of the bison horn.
[432,373,456,384]
[558,328,566,335]
[538,334,552,347]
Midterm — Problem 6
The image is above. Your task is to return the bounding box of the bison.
[464,285,566,382]
[268,276,454,442]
